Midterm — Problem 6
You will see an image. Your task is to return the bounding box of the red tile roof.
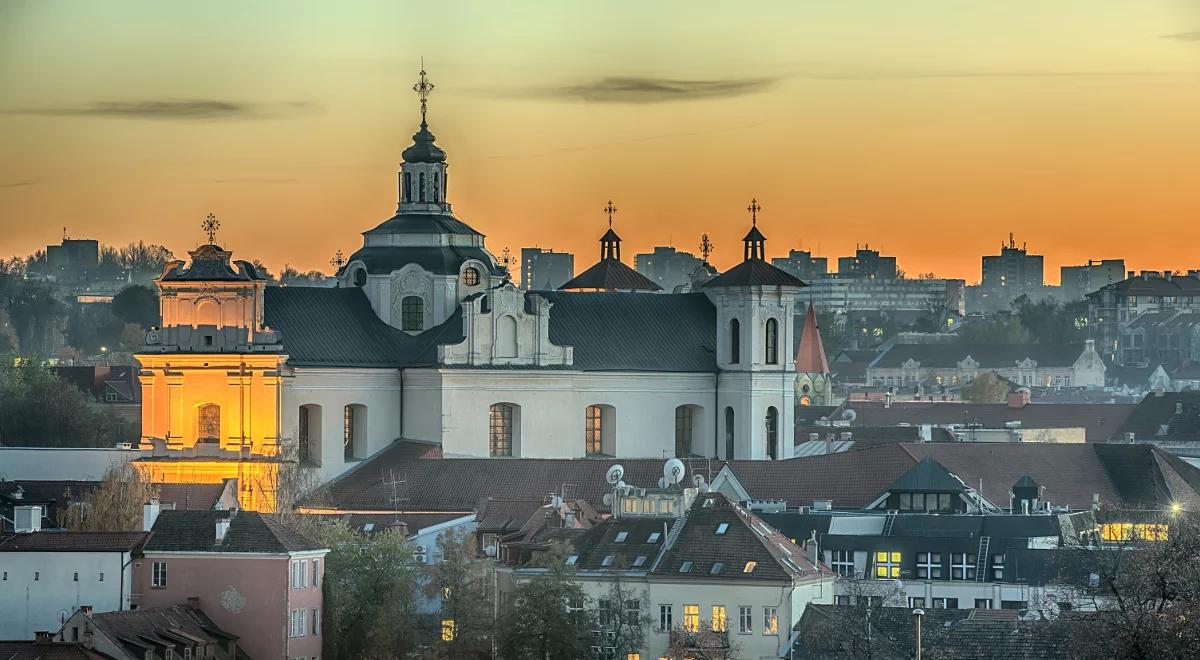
[795,302,830,374]
[0,531,148,552]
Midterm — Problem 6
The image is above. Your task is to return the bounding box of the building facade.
[804,276,965,316]
[772,249,828,282]
[1060,259,1125,301]
[634,246,704,293]
[520,247,574,291]
[1086,270,1200,367]
[866,340,1106,390]
[836,247,897,280]
[977,236,1044,313]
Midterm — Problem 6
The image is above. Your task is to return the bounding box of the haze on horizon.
[2,0,1199,283]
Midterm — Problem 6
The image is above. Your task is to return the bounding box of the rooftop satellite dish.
[602,493,613,506]
[606,464,625,485]
[664,458,686,485]
[657,476,669,489]
[485,545,498,557]
[693,474,708,491]
[842,408,857,422]
[616,480,627,491]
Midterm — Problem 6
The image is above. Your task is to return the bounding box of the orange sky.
[2,1,1199,283]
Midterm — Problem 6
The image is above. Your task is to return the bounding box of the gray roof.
[264,287,421,367]
[364,211,481,237]
[344,245,503,277]
[884,457,966,493]
[704,258,807,288]
[871,342,1085,369]
[144,510,324,554]
[160,244,262,282]
[559,259,662,291]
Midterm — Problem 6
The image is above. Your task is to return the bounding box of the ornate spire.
[600,201,621,261]
[401,62,446,164]
[202,213,220,245]
[604,200,618,228]
[742,199,766,261]
[412,62,435,127]
[747,198,761,226]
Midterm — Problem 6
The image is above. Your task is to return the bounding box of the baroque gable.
[439,285,572,367]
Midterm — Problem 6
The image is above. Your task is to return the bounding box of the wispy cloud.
[794,69,1187,81]
[532,76,781,104]
[0,180,37,188]
[210,177,300,184]
[2,100,321,120]
[1162,30,1200,41]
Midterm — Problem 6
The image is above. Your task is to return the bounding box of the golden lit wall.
[134,459,280,512]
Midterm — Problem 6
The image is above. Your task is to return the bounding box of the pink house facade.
[135,508,328,660]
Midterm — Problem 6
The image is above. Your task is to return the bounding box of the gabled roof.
[0,531,147,552]
[703,258,807,289]
[88,605,237,659]
[870,342,1087,369]
[795,303,830,374]
[837,400,1135,442]
[143,510,324,554]
[558,259,661,291]
[160,244,262,282]
[568,516,671,572]
[1090,273,1200,297]
[884,457,966,492]
[0,641,108,660]
[1115,391,1200,442]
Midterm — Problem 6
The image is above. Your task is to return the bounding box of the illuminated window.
[489,403,514,457]
[585,405,603,455]
[462,267,480,286]
[712,605,727,632]
[916,552,942,579]
[1100,523,1169,542]
[950,553,976,580]
[401,296,424,331]
[743,561,757,574]
[197,404,220,442]
[683,604,699,632]
[763,607,778,635]
[765,318,778,364]
[441,619,456,641]
[874,551,901,579]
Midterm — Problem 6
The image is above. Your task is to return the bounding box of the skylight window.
[647,532,661,543]
[743,561,758,574]
[711,562,724,575]
[602,555,615,567]
[614,531,628,543]
[715,523,730,535]
[565,555,578,566]
[680,561,694,573]
[703,498,715,508]
[633,555,647,567]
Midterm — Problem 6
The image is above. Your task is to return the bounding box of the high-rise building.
[634,246,703,292]
[1060,259,1125,300]
[978,235,1044,312]
[837,246,897,279]
[772,249,828,282]
[520,247,574,290]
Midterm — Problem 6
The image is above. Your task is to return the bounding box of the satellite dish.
[616,480,627,491]
[693,474,708,491]
[485,545,498,557]
[842,408,857,422]
[657,477,669,489]
[605,464,625,485]
[602,493,613,506]
[664,458,686,485]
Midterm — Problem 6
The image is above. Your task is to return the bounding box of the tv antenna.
[382,469,410,523]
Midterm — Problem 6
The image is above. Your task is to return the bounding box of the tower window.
[674,406,693,457]
[401,296,424,331]
[419,172,426,202]
[766,406,779,460]
[462,267,480,286]
[725,406,735,459]
[585,405,603,456]
[353,268,367,287]
[765,318,778,364]
[729,319,741,364]
[433,172,440,202]
[489,403,515,457]
[404,172,412,202]
[197,404,220,443]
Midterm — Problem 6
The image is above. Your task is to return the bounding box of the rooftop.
[0,531,148,553]
[834,399,1136,442]
[143,510,325,554]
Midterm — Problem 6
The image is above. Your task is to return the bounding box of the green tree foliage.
[960,371,1010,403]
[496,560,592,660]
[955,317,1032,346]
[0,360,135,447]
[59,463,158,531]
[816,308,847,356]
[421,529,494,659]
[4,281,66,356]
[299,521,420,660]
[1012,296,1088,345]
[111,285,160,328]
[66,303,126,356]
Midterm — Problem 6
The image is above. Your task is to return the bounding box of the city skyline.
[3,1,1200,282]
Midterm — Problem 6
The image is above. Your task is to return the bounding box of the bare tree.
[420,528,494,659]
[795,577,907,660]
[594,568,653,659]
[58,463,157,531]
[661,618,741,660]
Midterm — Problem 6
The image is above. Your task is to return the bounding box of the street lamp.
[912,608,925,660]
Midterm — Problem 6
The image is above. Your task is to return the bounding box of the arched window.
[401,296,424,331]
[675,406,694,457]
[729,319,741,364]
[489,403,516,457]
[419,172,426,202]
[353,268,367,288]
[462,267,480,287]
[585,405,603,456]
[298,404,322,465]
[765,318,779,365]
[724,407,735,459]
[766,406,779,460]
[404,172,412,202]
[496,315,518,358]
[198,404,220,443]
[432,172,440,202]
[343,404,366,461]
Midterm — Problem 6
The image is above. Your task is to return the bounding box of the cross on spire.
[747,198,761,226]
[412,60,435,125]
[202,213,220,244]
[330,250,347,270]
[603,200,618,227]
[699,233,714,263]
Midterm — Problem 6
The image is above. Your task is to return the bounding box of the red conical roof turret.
[795,302,830,374]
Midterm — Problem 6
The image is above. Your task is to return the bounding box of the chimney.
[1007,389,1031,408]
[884,391,893,409]
[1164,271,1173,282]
[34,631,53,644]
[1175,401,1184,415]
[14,505,41,534]
[804,533,820,566]
[143,498,161,532]
[215,516,231,543]
[80,605,93,616]
[1127,270,1135,280]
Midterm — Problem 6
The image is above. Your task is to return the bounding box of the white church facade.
[137,70,808,487]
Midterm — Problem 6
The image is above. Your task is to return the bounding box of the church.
[135,69,826,494]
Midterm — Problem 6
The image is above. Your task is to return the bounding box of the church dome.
[401,121,446,164]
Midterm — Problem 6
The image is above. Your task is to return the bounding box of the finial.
[202,213,220,244]
[330,250,347,270]
[603,200,618,228]
[500,246,514,270]
[747,198,761,226]
[412,59,435,125]
[699,234,714,263]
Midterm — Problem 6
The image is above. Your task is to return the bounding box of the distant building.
[866,340,1107,390]
[57,604,242,660]
[1060,259,1125,301]
[634,246,703,292]
[772,249,828,282]
[44,238,100,283]
[977,235,1044,312]
[805,276,965,316]
[837,246,897,279]
[520,247,573,290]
[1086,270,1200,367]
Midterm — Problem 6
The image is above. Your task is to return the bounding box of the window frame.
[765,318,778,364]
[489,403,515,457]
[738,605,753,634]
[830,550,855,577]
[401,295,424,331]
[916,552,942,580]
[585,405,604,456]
[151,561,168,588]
[683,604,700,633]
[763,606,778,635]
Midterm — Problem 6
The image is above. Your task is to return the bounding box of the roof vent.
[812,499,833,511]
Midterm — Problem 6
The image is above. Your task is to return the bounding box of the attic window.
[601,555,615,567]
[711,562,724,575]
[565,555,578,566]
[647,532,661,543]
[703,498,715,508]
[715,523,729,535]
[680,561,694,573]
[614,531,628,543]
[632,555,647,567]
[743,561,757,574]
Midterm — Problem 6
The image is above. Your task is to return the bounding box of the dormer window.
[614,531,628,543]
[715,523,729,535]
[742,561,757,574]
[601,555,615,567]
[565,555,578,566]
[710,562,724,575]
[632,555,647,567]
[680,561,694,573]
[646,532,661,543]
[462,267,480,286]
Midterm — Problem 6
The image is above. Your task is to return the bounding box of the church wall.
[718,371,796,461]
[413,370,717,459]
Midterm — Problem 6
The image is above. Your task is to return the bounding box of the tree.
[58,463,157,531]
[278,264,330,287]
[0,360,136,447]
[955,317,1032,346]
[791,578,906,660]
[5,281,66,356]
[111,285,160,328]
[1052,509,1200,660]
[495,558,592,660]
[960,371,1010,403]
[1012,297,1088,345]
[421,528,495,659]
[298,520,420,659]
[662,619,741,660]
[596,569,653,660]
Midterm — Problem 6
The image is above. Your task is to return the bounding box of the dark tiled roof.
[1,481,224,533]
[344,244,502,276]
[160,245,261,282]
[1091,274,1200,297]
[537,291,717,372]
[143,510,324,554]
[569,517,671,571]
[559,259,662,291]
[885,457,966,492]
[365,211,480,236]
[0,641,108,659]
[89,605,237,659]
[703,259,807,288]
[0,531,147,552]
[476,498,546,533]
[263,287,424,367]
[1114,391,1200,442]
[871,342,1086,369]
[838,400,1135,442]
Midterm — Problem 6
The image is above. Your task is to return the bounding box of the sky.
[2,1,1199,284]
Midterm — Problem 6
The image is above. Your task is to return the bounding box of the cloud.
[0,180,37,188]
[2,100,321,120]
[210,177,300,184]
[795,69,1185,81]
[535,76,781,103]
[1162,30,1200,41]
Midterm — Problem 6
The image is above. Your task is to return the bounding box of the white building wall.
[0,447,137,481]
[0,550,135,639]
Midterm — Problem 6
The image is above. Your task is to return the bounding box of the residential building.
[804,276,965,316]
[0,507,147,640]
[1086,270,1200,367]
[977,235,1044,313]
[634,246,704,292]
[772,249,828,282]
[134,508,328,660]
[56,604,240,660]
[495,488,834,660]
[837,247,897,279]
[0,635,108,659]
[865,340,1107,390]
[2,480,237,533]
[520,247,574,290]
[1060,259,1125,301]
[1113,392,1200,450]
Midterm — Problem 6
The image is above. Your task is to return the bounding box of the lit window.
[763,607,778,635]
[197,404,220,442]
[585,405,604,455]
[489,403,515,457]
[743,561,757,574]
[441,619,456,641]
[715,523,729,535]
[874,551,901,579]
[462,267,480,287]
[739,605,752,633]
[683,604,700,632]
[712,605,727,632]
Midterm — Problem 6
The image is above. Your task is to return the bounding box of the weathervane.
[603,200,618,227]
[330,250,346,270]
[699,234,714,263]
[412,60,435,124]
[747,198,761,226]
[202,213,220,244]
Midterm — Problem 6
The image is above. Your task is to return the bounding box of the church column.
[165,372,184,450]
[260,368,283,455]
